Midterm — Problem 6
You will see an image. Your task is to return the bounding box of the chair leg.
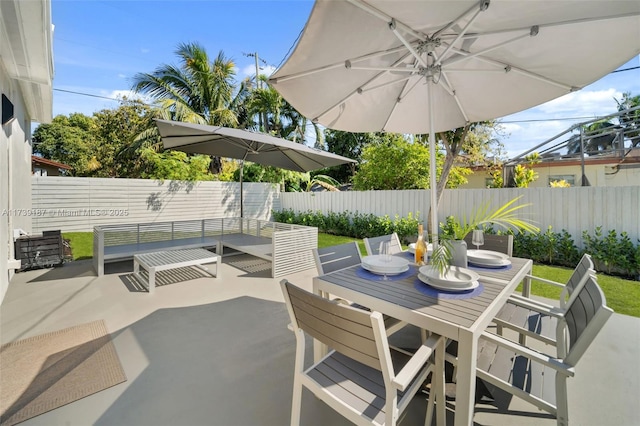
[435,337,446,425]
[555,374,569,426]
[425,337,446,426]
[290,376,303,426]
[290,332,305,426]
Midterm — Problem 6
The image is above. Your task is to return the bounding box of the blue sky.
[51,0,640,158]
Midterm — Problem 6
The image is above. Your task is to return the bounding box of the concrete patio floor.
[1,254,639,426]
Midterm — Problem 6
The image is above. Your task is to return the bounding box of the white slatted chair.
[444,274,613,426]
[493,254,596,345]
[463,233,513,256]
[312,242,406,336]
[364,233,404,256]
[281,280,446,426]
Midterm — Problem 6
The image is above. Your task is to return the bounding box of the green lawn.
[64,231,640,318]
[63,232,94,260]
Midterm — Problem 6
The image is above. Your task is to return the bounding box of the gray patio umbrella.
[269,0,640,240]
[154,119,356,217]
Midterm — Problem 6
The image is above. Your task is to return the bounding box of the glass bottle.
[415,224,427,266]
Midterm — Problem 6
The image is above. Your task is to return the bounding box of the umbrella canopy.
[154,119,356,216]
[269,0,640,237]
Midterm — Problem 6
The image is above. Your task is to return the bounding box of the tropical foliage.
[440,196,540,240]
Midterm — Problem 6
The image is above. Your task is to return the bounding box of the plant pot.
[450,239,468,268]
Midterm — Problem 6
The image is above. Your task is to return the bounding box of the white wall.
[280,187,640,249]
[1,63,34,302]
[31,177,282,232]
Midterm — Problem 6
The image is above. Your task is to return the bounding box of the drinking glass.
[472,229,484,251]
[378,241,391,280]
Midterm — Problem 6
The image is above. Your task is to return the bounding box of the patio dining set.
[279,233,612,426]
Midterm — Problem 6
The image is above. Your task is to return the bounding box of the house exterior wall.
[460,160,640,189]
[0,63,34,301]
[1,0,53,304]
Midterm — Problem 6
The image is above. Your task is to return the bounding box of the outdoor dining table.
[312,255,533,426]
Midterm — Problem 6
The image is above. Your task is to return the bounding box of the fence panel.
[280,187,640,248]
[32,177,281,233]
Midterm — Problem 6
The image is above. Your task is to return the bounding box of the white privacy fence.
[280,187,640,248]
[31,177,281,233]
[28,178,640,248]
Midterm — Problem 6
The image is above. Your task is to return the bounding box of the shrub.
[273,209,639,280]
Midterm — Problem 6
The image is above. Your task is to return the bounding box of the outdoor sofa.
[93,217,317,278]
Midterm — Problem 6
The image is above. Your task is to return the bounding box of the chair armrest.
[507,295,565,318]
[525,274,565,289]
[392,334,443,391]
[480,332,574,377]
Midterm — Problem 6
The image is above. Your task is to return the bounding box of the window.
[548,174,575,186]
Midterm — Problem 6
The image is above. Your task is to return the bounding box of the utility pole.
[243,51,269,131]
[254,52,260,90]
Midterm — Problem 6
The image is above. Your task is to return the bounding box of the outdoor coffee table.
[133,248,218,294]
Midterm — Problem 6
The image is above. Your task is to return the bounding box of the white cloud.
[537,88,623,116]
[108,90,155,105]
[499,122,522,134]
[239,64,277,79]
[141,48,150,54]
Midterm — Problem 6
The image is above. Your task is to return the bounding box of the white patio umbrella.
[154,119,356,217]
[269,0,640,240]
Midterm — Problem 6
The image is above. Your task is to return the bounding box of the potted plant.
[436,196,540,269]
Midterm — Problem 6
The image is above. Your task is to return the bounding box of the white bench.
[133,248,218,294]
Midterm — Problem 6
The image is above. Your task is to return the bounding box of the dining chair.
[364,233,404,256]
[463,233,513,256]
[312,242,407,336]
[313,241,362,275]
[280,279,446,426]
[444,274,613,426]
[493,254,596,345]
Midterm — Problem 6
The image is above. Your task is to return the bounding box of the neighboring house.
[461,148,640,189]
[32,155,71,176]
[0,0,54,302]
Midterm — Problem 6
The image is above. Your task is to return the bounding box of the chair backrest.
[363,233,403,256]
[559,253,595,308]
[566,253,595,293]
[280,280,383,370]
[313,242,362,275]
[562,274,613,366]
[463,233,513,257]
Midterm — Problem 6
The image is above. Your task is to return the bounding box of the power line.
[611,65,640,73]
[500,116,600,124]
[54,88,120,101]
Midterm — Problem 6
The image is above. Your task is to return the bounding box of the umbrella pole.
[240,159,244,218]
[427,78,439,245]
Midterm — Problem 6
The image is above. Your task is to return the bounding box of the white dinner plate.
[418,265,480,288]
[466,249,509,265]
[468,258,512,268]
[362,263,410,275]
[418,273,480,292]
[362,255,410,274]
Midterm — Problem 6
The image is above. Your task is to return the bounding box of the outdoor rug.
[0,320,126,425]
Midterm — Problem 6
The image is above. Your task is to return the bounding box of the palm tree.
[246,75,323,146]
[131,42,247,172]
